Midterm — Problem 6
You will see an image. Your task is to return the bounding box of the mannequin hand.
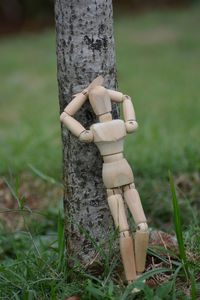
[79,130,93,143]
[125,120,138,133]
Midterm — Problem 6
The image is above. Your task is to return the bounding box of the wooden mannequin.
[60,76,149,283]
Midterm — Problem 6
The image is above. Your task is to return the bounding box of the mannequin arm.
[107,89,123,103]
[107,89,138,133]
[122,95,138,133]
[60,112,93,142]
[60,92,93,143]
[64,91,87,116]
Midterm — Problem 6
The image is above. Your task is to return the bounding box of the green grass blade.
[65,214,106,259]
[51,281,57,300]
[15,176,19,199]
[121,267,171,300]
[28,164,64,188]
[3,176,20,205]
[12,292,21,300]
[104,228,119,278]
[108,280,114,296]
[57,211,65,271]
[155,280,173,298]
[169,171,189,278]
[171,264,183,300]
[86,285,105,298]
[149,245,180,260]
[20,195,25,210]
[191,270,197,300]
[0,208,57,220]
[82,273,103,284]
[148,247,180,266]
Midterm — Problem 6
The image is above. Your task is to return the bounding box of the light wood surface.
[64,92,88,116]
[95,140,124,156]
[107,191,129,232]
[87,75,104,91]
[60,112,85,137]
[135,231,149,274]
[99,112,112,123]
[103,158,134,188]
[88,86,111,115]
[91,120,126,142]
[120,235,137,281]
[107,89,123,102]
[122,96,136,122]
[125,120,138,133]
[90,119,126,156]
[79,130,93,143]
[123,185,147,225]
[103,153,123,163]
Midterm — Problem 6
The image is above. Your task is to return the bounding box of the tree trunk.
[55,0,119,266]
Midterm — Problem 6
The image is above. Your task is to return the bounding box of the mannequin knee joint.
[137,222,148,232]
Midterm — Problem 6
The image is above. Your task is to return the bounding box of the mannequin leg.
[123,183,149,274]
[107,188,136,281]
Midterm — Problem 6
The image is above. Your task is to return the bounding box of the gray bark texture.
[55,0,120,266]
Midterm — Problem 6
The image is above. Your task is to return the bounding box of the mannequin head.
[88,86,111,116]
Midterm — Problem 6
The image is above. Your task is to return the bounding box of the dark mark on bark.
[90,199,100,207]
[102,36,108,49]
[71,14,76,21]
[70,43,74,54]
[84,35,108,51]
[99,23,105,34]
[85,109,94,123]
[69,20,73,35]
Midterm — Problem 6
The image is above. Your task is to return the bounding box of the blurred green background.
[1,2,200,177]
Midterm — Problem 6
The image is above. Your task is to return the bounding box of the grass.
[0,173,199,299]
[0,4,200,299]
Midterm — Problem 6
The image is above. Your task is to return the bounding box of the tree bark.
[55,0,119,265]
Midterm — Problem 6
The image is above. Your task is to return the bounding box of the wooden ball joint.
[60,76,149,283]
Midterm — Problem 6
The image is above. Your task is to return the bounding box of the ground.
[0,4,200,299]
